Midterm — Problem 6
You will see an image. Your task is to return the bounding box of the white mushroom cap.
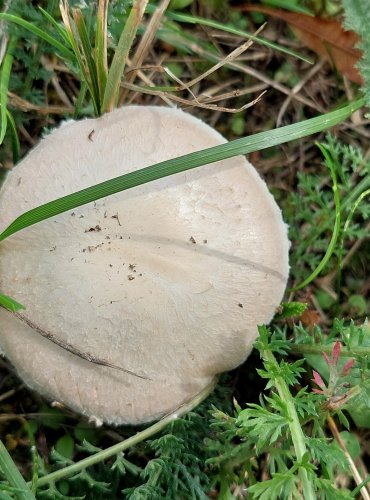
[0,106,289,425]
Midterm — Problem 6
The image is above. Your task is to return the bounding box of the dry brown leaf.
[239,5,363,84]
[299,309,322,332]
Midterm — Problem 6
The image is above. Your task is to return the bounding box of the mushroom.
[0,106,289,425]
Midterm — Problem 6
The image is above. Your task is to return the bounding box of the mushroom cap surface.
[0,106,289,424]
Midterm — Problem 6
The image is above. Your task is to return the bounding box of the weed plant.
[0,0,369,498]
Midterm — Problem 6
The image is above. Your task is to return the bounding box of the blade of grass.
[38,6,71,46]
[5,108,20,163]
[155,8,314,64]
[0,440,35,500]
[302,168,370,253]
[95,0,108,102]
[0,98,364,243]
[0,13,74,60]
[292,143,341,291]
[102,0,149,113]
[342,188,370,247]
[0,293,25,312]
[336,187,370,301]
[59,1,99,116]
[73,80,88,119]
[0,36,17,144]
[72,8,101,114]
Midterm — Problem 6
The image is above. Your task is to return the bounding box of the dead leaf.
[239,5,363,84]
[299,309,322,332]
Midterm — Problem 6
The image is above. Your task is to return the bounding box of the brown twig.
[13,312,151,381]
[327,415,370,500]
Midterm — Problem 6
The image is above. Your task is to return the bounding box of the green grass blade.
[5,109,20,164]
[102,0,149,113]
[352,474,370,497]
[59,3,99,116]
[38,6,71,46]
[0,293,25,312]
[339,187,370,271]
[73,80,88,119]
[0,37,17,145]
[342,188,370,238]
[0,13,74,60]
[292,143,341,291]
[0,440,35,500]
[72,9,101,114]
[335,186,370,301]
[0,98,364,243]
[95,0,108,102]
[158,8,313,64]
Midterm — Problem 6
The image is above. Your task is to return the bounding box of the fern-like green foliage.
[343,0,370,108]
[21,385,231,499]
[205,325,359,499]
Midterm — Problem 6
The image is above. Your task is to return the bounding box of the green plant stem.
[292,144,341,291]
[102,0,148,113]
[290,344,370,357]
[33,380,216,488]
[260,346,316,500]
[0,440,36,500]
[0,97,364,243]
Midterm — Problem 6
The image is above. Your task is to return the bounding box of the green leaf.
[348,295,368,315]
[55,435,75,461]
[0,98,364,243]
[339,431,361,460]
[248,469,299,499]
[237,404,289,451]
[169,0,193,10]
[36,404,66,430]
[0,37,17,145]
[73,424,101,446]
